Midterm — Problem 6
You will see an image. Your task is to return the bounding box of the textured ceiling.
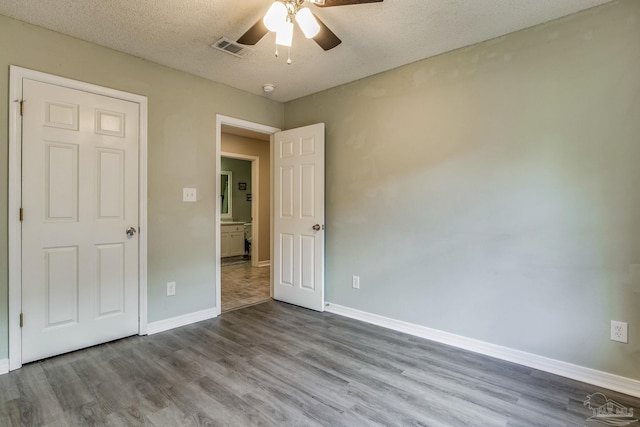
[0,0,613,102]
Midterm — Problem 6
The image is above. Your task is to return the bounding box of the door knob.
[126,226,137,237]
[312,224,321,231]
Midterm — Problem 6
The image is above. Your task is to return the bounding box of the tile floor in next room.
[221,256,271,312]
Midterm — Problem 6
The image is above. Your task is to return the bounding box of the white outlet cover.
[183,188,198,202]
[167,281,176,296]
[611,320,628,343]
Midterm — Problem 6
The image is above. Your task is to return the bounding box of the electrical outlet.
[352,275,360,289]
[183,188,198,202]
[611,320,628,343]
[167,281,176,296]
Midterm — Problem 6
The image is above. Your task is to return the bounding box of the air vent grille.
[211,37,255,59]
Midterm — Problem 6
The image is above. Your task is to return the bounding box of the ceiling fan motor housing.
[236,0,382,51]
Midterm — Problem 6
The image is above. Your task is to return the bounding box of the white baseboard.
[0,359,9,375]
[257,260,271,268]
[325,302,640,398]
[146,308,218,335]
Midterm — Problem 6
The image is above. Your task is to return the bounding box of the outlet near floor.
[352,275,360,289]
[167,281,176,296]
[611,320,628,343]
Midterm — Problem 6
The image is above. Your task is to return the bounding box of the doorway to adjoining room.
[220,127,272,312]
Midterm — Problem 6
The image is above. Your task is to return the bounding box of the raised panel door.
[21,79,140,363]
[273,124,325,311]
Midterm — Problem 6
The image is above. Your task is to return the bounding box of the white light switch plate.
[183,188,198,202]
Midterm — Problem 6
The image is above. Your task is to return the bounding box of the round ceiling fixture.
[263,83,276,94]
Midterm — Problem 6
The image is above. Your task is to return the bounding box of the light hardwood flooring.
[221,258,270,312]
[1,300,640,426]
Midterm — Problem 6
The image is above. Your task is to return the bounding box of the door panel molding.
[8,66,148,371]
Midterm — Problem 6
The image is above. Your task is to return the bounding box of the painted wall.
[0,16,284,358]
[221,133,271,263]
[220,157,252,223]
[285,0,640,379]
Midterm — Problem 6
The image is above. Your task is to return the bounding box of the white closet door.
[21,79,140,363]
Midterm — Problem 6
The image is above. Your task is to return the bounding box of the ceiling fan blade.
[312,14,342,51]
[313,0,383,7]
[237,19,269,45]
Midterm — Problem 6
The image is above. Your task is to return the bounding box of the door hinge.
[19,313,23,328]
[19,208,23,222]
[19,100,25,116]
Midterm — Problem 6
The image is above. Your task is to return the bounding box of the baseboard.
[257,260,271,268]
[0,359,9,375]
[325,302,640,398]
[146,308,218,335]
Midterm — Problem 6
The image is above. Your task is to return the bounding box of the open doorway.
[216,116,280,314]
[220,155,254,264]
[220,153,266,311]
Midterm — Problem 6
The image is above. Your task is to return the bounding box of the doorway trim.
[215,115,279,316]
[220,152,260,267]
[8,66,148,371]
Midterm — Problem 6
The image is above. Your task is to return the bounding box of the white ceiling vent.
[211,37,254,59]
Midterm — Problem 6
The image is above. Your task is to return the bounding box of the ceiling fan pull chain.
[287,46,292,65]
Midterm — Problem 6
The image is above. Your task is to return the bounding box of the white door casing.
[9,66,148,369]
[273,123,325,312]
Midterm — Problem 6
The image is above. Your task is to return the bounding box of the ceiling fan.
[237,0,383,56]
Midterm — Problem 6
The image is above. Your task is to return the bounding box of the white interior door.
[21,79,140,363]
[273,123,325,311]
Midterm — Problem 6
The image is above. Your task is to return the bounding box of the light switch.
[183,188,198,202]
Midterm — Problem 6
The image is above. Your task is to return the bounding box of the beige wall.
[285,0,640,379]
[222,133,271,263]
[0,15,284,358]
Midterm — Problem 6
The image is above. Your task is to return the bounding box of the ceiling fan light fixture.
[276,20,294,47]
[263,1,287,32]
[295,7,321,38]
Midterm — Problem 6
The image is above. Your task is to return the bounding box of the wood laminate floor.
[221,259,270,312]
[1,300,639,426]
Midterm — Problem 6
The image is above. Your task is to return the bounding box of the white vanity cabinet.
[221,223,245,257]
